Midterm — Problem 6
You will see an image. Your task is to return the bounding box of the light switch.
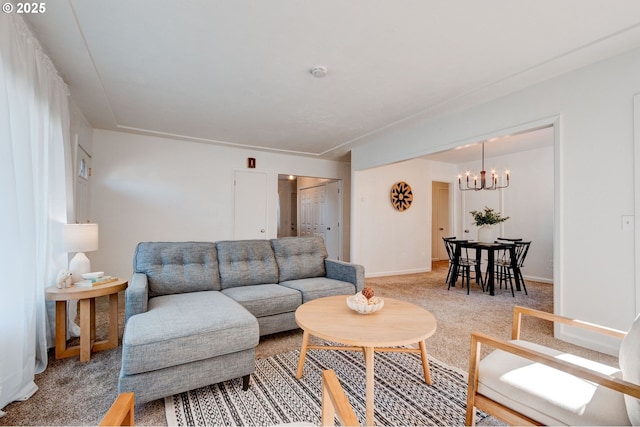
[622,215,634,231]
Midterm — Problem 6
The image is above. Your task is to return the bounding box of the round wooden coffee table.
[295,295,437,426]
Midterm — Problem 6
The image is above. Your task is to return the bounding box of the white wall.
[90,130,350,279]
[351,48,640,355]
[352,158,431,276]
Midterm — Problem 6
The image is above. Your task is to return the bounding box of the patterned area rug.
[165,347,488,426]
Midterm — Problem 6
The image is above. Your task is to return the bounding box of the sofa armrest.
[511,305,626,340]
[125,273,149,322]
[325,259,365,293]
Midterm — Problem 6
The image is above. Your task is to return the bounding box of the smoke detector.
[310,66,327,78]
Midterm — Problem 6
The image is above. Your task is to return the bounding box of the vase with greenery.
[470,206,509,242]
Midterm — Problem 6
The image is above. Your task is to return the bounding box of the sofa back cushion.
[271,236,327,282]
[619,312,640,425]
[216,240,279,289]
[133,242,221,297]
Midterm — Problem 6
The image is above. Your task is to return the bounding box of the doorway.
[278,175,343,260]
[431,181,450,261]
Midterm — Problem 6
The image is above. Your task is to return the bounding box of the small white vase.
[477,225,496,243]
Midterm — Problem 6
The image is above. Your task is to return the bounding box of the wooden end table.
[45,278,128,362]
[295,295,437,426]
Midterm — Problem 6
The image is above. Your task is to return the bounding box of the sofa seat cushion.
[271,237,327,282]
[122,291,259,376]
[217,240,279,289]
[279,277,355,303]
[478,340,630,426]
[134,242,221,297]
[221,284,302,318]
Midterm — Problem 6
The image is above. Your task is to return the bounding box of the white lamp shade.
[62,223,99,253]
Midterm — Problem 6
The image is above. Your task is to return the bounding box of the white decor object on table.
[470,206,509,243]
[62,223,99,283]
[346,293,384,314]
[62,223,99,337]
[477,225,497,243]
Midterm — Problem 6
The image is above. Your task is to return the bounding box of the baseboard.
[555,326,620,356]
[365,267,431,278]
[523,274,553,284]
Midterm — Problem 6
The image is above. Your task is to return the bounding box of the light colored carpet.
[0,261,619,425]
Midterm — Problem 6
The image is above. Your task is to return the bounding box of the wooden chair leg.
[466,266,471,294]
[321,370,359,426]
[100,393,134,426]
[504,268,515,297]
[517,269,528,295]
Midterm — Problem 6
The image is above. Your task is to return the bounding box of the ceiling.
[425,126,554,164]
[24,1,640,161]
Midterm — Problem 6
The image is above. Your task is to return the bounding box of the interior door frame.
[634,94,640,315]
[431,181,450,261]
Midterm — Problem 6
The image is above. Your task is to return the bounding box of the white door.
[234,171,268,239]
[299,187,311,237]
[324,181,341,260]
[300,186,323,238]
[300,182,341,259]
[431,181,450,260]
[311,185,326,239]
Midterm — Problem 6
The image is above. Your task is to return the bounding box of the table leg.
[79,298,92,362]
[90,298,96,343]
[363,346,375,427]
[108,293,119,346]
[418,341,432,385]
[487,250,495,296]
[296,330,310,379]
[54,301,67,359]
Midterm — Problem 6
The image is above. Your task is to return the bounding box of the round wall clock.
[390,181,413,212]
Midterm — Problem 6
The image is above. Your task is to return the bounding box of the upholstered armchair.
[466,306,640,425]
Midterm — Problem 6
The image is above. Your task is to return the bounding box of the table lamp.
[63,223,99,283]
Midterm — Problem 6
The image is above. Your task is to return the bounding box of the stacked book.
[74,275,118,287]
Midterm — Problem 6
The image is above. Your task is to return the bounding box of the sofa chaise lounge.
[117,236,364,404]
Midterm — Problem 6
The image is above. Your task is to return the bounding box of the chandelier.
[458,143,510,191]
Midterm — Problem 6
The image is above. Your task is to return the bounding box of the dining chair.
[445,239,483,294]
[495,241,531,296]
[442,237,457,285]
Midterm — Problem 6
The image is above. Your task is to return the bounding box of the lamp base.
[69,252,90,284]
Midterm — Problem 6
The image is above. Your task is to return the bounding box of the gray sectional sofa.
[117,236,364,404]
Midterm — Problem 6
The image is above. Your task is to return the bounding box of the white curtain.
[0,13,71,415]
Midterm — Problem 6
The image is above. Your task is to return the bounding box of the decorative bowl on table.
[346,292,384,314]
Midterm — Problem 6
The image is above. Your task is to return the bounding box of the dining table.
[449,241,522,296]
